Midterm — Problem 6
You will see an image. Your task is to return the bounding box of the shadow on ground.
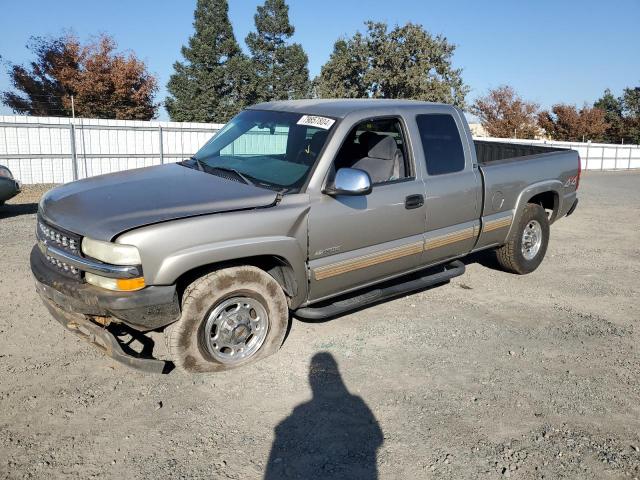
[0,202,38,219]
[264,352,383,480]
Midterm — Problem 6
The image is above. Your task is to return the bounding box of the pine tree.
[245,0,310,102]
[166,0,252,122]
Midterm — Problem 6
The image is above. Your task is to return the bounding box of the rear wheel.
[165,266,289,373]
[495,203,550,274]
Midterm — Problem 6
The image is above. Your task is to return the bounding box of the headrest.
[367,135,398,161]
[309,130,328,152]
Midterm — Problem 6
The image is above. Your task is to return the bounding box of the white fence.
[478,136,640,170]
[0,115,223,184]
[1,115,639,184]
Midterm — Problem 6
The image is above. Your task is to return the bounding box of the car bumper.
[39,295,172,374]
[31,245,180,331]
[31,246,179,373]
[0,178,21,202]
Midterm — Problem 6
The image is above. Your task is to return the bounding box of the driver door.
[307,117,427,302]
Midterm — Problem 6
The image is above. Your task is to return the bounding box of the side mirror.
[324,168,372,196]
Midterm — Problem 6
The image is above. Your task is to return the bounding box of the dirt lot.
[1,172,639,479]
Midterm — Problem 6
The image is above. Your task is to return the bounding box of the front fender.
[116,195,311,308]
[156,235,308,305]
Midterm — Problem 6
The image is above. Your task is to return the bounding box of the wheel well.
[174,256,298,304]
[528,191,559,222]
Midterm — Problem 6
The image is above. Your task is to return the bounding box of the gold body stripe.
[313,223,482,281]
[483,215,513,233]
[313,217,513,281]
[424,226,476,250]
[314,241,423,281]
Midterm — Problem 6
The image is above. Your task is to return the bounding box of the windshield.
[192,110,336,191]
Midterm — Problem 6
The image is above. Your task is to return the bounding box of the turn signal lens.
[85,273,145,291]
[116,277,146,291]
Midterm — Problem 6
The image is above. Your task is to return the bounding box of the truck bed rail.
[475,140,566,164]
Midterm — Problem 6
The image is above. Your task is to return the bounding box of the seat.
[351,135,400,184]
[309,130,328,155]
[295,130,328,165]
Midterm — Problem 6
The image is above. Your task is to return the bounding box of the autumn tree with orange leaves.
[471,86,540,139]
[537,104,609,142]
[2,34,158,120]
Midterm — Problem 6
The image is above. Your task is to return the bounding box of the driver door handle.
[405,194,425,209]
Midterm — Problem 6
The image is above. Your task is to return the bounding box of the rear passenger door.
[416,112,482,264]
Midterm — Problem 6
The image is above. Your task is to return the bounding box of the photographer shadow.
[264,352,383,479]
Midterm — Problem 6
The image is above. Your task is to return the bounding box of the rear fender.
[508,180,563,238]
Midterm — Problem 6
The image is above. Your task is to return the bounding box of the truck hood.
[40,164,278,241]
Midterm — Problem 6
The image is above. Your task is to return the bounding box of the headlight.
[81,237,141,265]
[85,273,145,291]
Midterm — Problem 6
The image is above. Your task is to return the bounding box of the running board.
[295,260,465,320]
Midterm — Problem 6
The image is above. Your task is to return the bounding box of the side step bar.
[295,260,465,320]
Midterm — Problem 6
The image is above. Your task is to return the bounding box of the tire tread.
[165,266,288,373]
[495,203,549,275]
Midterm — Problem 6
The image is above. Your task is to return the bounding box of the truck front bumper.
[39,296,172,374]
[31,246,179,373]
[31,246,180,331]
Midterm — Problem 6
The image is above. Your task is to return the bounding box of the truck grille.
[37,215,83,279]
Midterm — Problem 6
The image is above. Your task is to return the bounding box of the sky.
[0,0,638,120]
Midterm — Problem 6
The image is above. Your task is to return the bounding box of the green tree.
[621,86,640,144]
[245,0,310,101]
[166,0,252,122]
[315,21,469,108]
[313,34,369,99]
[622,86,640,117]
[2,34,158,120]
[594,86,640,144]
[594,89,624,143]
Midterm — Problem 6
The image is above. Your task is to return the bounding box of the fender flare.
[507,180,563,238]
[155,236,308,308]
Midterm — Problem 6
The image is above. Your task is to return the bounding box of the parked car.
[0,165,21,204]
[31,99,580,373]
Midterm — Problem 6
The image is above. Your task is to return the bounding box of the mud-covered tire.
[495,203,550,275]
[165,266,289,373]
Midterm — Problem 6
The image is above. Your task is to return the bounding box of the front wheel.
[165,266,289,373]
[495,203,550,274]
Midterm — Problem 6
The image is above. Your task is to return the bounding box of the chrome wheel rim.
[521,220,543,261]
[203,297,269,364]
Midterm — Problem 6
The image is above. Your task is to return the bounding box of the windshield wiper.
[193,157,206,172]
[187,158,255,186]
[181,156,206,172]
[209,166,256,187]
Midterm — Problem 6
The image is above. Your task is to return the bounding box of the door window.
[333,118,411,184]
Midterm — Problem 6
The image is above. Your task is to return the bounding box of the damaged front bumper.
[31,246,179,373]
[39,296,172,374]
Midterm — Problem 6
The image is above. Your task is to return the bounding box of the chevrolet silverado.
[31,99,580,373]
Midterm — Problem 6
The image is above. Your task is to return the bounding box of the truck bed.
[476,141,579,228]
[474,140,566,165]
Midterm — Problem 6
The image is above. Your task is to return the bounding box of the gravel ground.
[1,173,639,479]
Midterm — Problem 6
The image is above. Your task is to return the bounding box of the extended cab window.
[333,118,410,184]
[416,114,465,175]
